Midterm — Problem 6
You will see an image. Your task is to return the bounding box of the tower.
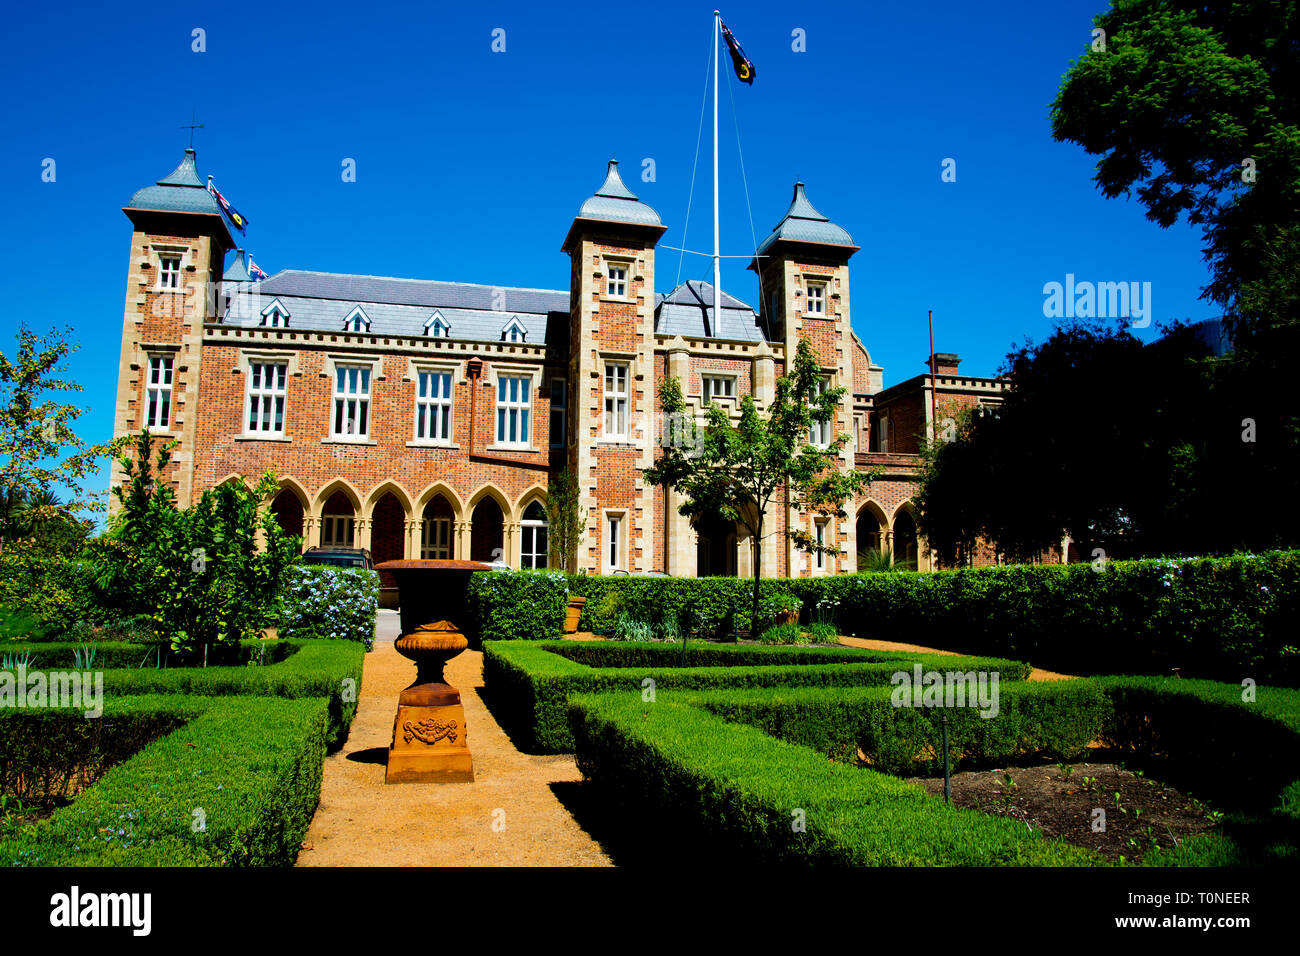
[111,148,236,511]
[751,182,861,575]
[562,160,666,573]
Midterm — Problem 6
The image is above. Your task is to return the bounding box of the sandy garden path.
[297,614,611,867]
[837,636,1075,682]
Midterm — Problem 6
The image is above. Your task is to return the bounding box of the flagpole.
[712,10,721,335]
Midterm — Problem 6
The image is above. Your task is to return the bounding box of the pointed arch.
[514,482,548,522]
[314,477,363,514]
[467,483,511,514]
[363,479,414,521]
[274,476,311,511]
[414,482,466,519]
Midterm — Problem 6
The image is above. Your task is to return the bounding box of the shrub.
[757,623,803,645]
[279,566,379,650]
[0,695,328,866]
[611,614,655,642]
[482,639,1029,752]
[0,547,105,635]
[466,568,568,642]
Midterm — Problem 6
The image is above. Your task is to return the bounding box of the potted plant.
[564,593,586,633]
[765,593,802,627]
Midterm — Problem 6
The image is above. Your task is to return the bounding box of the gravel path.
[297,632,611,867]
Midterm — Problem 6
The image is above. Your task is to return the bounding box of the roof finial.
[181,108,204,149]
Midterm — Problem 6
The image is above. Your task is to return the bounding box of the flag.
[720,20,755,85]
[248,256,268,281]
[207,179,249,233]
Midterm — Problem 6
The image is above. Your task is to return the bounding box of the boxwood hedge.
[0,694,329,866]
[482,639,1029,753]
[467,550,1300,685]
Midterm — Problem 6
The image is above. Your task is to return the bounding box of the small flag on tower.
[207,177,249,233]
[720,20,755,84]
[248,256,268,281]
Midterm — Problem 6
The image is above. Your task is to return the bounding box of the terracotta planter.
[774,610,799,627]
[564,595,587,634]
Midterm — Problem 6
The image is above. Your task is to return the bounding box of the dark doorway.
[695,512,737,577]
[471,497,505,563]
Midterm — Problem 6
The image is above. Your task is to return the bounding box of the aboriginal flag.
[720,20,755,84]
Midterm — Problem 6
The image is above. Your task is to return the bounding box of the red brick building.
[111,148,1019,575]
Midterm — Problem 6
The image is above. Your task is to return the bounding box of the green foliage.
[610,614,655,642]
[481,639,1029,753]
[86,430,300,660]
[0,324,120,547]
[646,336,874,640]
[0,695,329,866]
[545,468,585,572]
[278,565,379,650]
[566,690,1099,866]
[757,623,804,645]
[466,568,569,642]
[0,545,105,635]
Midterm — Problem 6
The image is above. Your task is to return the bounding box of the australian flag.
[207,179,249,233]
[248,256,268,281]
[720,20,755,85]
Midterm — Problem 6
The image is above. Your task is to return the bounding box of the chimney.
[926,353,961,376]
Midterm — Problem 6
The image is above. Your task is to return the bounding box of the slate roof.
[654,281,766,342]
[755,182,854,255]
[576,160,662,227]
[223,249,252,283]
[220,269,568,345]
[126,149,226,218]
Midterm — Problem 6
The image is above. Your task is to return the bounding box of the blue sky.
[2,0,1218,497]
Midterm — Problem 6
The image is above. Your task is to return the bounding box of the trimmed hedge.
[467,569,570,643]
[278,566,379,649]
[0,694,329,866]
[700,680,1109,775]
[567,674,1300,866]
[466,551,1300,684]
[567,689,1100,866]
[482,639,1029,753]
[1,639,364,748]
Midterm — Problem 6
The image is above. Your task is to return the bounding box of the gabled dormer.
[342,305,371,333]
[261,297,291,328]
[426,310,450,338]
[501,315,527,343]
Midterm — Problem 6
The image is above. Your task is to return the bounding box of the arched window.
[520,500,548,569]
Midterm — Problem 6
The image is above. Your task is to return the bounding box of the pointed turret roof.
[576,159,662,227]
[224,249,251,282]
[124,148,234,247]
[754,182,856,257]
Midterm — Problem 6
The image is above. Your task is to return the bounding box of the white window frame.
[604,511,626,572]
[605,259,630,299]
[808,376,832,447]
[158,253,183,291]
[701,374,737,406]
[603,362,630,439]
[332,362,372,440]
[342,306,371,334]
[806,280,828,317]
[144,354,174,430]
[520,501,549,570]
[426,311,450,338]
[261,297,291,328]
[878,412,891,453]
[549,376,567,448]
[501,316,527,343]
[246,360,288,436]
[321,513,355,548]
[414,366,454,444]
[494,372,533,447]
[814,518,830,572]
[421,515,453,559]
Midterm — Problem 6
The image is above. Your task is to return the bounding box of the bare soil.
[917,762,1221,861]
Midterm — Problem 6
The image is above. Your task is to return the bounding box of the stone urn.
[374,559,490,783]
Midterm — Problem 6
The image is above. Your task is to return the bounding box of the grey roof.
[224,249,251,282]
[219,269,567,345]
[576,160,662,227]
[755,182,854,254]
[654,281,765,342]
[126,149,227,218]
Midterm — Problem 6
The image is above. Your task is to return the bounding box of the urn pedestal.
[375,559,489,784]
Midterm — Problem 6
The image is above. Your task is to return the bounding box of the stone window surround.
[597,253,638,303]
[408,360,459,449]
[602,508,628,572]
[149,243,190,292]
[486,363,543,453]
[232,348,302,442]
[700,373,739,406]
[132,342,181,435]
[594,349,642,446]
[321,352,383,446]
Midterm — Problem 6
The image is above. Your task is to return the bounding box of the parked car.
[299,546,373,570]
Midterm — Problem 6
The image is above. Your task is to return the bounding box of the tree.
[915,320,1227,563]
[1050,0,1300,337]
[545,468,586,572]
[0,324,120,549]
[88,430,300,660]
[646,337,873,637]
